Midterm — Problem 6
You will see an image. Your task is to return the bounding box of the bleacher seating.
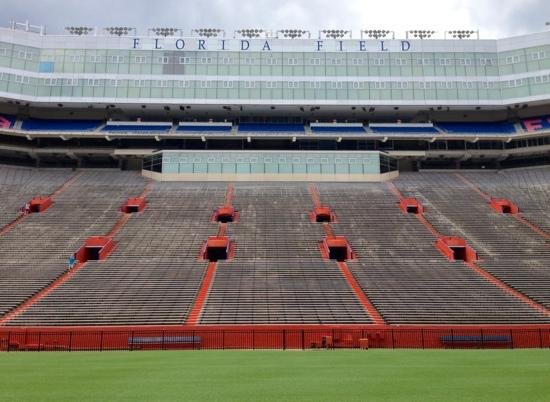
[0,166,549,326]
[311,126,366,134]
[21,118,101,131]
[238,123,305,133]
[369,125,439,134]
[102,122,172,133]
[437,122,517,134]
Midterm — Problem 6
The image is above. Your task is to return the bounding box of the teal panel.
[279,163,292,173]
[163,163,179,173]
[349,164,363,174]
[321,164,335,174]
[307,164,321,174]
[179,163,193,173]
[222,163,236,173]
[335,164,349,174]
[265,163,278,173]
[208,163,222,173]
[236,163,250,173]
[293,164,307,173]
[194,163,208,173]
[250,163,264,173]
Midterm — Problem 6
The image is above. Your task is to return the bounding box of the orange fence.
[1,326,549,351]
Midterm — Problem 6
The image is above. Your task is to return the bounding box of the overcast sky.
[2,0,548,39]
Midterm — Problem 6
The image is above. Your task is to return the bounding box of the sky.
[1,0,548,39]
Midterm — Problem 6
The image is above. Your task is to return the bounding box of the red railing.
[1,326,549,351]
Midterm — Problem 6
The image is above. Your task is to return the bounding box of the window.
[110,55,125,63]
[201,57,213,64]
[200,81,210,88]
[439,58,453,66]
[44,78,58,86]
[457,58,472,66]
[89,55,103,63]
[534,75,550,84]
[132,79,147,87]
[221,57,232,64]
[179,57,191,64]
[154,80,170,88]
[70,55,83,63]
[17,50,25,59]
[437,81,453,89]
[308,81,321,89]
[393,58,408,66]
[65,78,78,86]
[531,51,547,60]
[351,58,365,65]
[373,58,385,66]
[330,82,344,89]
[243,57,254,65]
[481,81,496,89]
[328,58,343,65]
[460,81,475,89]
[134,56,146,63]
[372,82,387,89]
[393,82,408,89]
[265,81,275,89]
[505,55,521,64]
[417,82,433,90]
[287,58,298,65]
[108,79,119,87]
[86,79,102,86]
[287,81,299,89]
[417,58,433,65]
[0,48,6,56]
[266,58,278,65]
[244,81,256,89]
[222,81,234,88]
[174,80,188,88]
[14,75,29,84]
[479,58,496,66]
[158,56,169,64]
[352,82,365,89]
[310,58,321,65]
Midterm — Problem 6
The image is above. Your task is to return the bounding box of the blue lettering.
[198,39,206,50]
[401,40,411,51]
[154,38,162,50]
[241,40,250,50]
[339,41,343,51]
[262,41,271,51]
[175,39,185,50]
[317,40,324,51]
[359,41,366,51]
[220,39,226,50]
[132,38,140,49]
[380,40,388,51]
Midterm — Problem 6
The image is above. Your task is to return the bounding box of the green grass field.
[1,349,549,401]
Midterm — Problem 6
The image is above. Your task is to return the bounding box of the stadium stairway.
[394,172,550,312]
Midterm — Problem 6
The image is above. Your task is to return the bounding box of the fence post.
[100,332,104,352]
[451,329,454,349]
[130,331,134,351]
[301,330,305,350]
[193,331,196,351]
[162,330,165,351]
[222,330,225,350]
[391,329,395,349]
[539,328,543,348]
[480,329,484,349]
[69,331,72,352]
[421,329,425,349]
[510,329,514,349]
[6,331,10,352]
[283,330,286,350]
[252,330,255,350]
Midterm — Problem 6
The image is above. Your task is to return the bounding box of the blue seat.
[102,123,171,133]
[311,126,366,133]
[22,119,101,131]
[239,123,304,133]
[438,122,517,134]
[370,126,439,134]
[177,125,232,132]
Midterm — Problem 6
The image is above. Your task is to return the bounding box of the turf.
[0,349,549,401]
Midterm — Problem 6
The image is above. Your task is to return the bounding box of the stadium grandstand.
[0,20,549,353]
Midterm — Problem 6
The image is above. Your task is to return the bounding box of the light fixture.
[361,29,392,39]
[192,28,224,38]
[277,29,309,39]
[407,30,436,39]
[447,30,477,39]
[65,26,94,35]
[236,29,264,38]
[151,27,179,37]
[321,29,350,39]
[104,26,134,36]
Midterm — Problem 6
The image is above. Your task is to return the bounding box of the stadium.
[0,11,549,401]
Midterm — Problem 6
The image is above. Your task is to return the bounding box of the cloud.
[1,0,546,38]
